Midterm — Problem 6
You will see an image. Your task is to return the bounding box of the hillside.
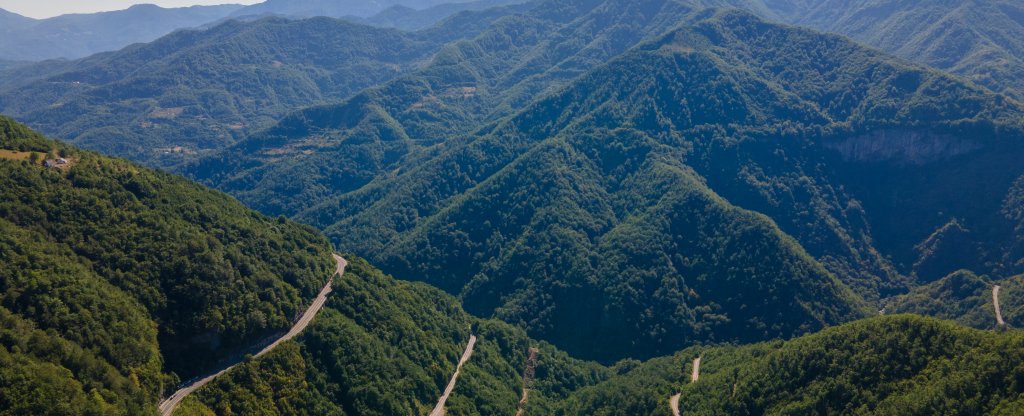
[0,116,336,413]
[187,0,763,217]
[553,315,1024,415]
[887,271,1022,329]
[764,0,1024,101]
[0,13,508,167]
[282,5,1024,364]
[183,1,1024,364]
[171,256,610,416]
[232,0,479,19]
[0,4,244,61]
[357,0,531,31]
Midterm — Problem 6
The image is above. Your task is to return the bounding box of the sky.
[0,0,263,19]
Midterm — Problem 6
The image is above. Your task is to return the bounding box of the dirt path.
[429,334,477,416]
[515,348,539,416]
[158,254,346,416]
[994,285,1005,326]
[669,357,701,416]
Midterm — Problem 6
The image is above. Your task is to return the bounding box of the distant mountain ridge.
[764,0,1024,100]
[0,9,518,167]
[0,4,245,61]
[231,0,479,19]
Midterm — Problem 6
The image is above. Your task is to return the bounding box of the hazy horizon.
[0,0,263,19]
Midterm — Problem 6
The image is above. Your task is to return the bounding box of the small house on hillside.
[43,160,57,168]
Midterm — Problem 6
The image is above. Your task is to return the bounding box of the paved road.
[158,254,346,416]
[429,334,477,416]
[994,285,1005,326]
[669,357,702,416]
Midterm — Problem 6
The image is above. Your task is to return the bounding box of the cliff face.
[826,129,981,164]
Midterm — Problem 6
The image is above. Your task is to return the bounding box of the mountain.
[233,0,478,19]
[0,4,245,61]
[188,3,1024,364]
[0,11,511,167]
[357,0,531,31]
[764,0,1024,101]
[0,116,336,413]
[0,8,33,32]
[553,315,1024,415]
[174,257,610,415]
[887,270,1022,329]
[187,0,762,217]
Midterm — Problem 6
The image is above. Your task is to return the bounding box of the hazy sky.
[0,0,263,19]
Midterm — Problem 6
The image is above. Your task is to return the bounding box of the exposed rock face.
[826,129,981,164]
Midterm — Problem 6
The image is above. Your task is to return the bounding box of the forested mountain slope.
[357,0,531,31]
[553,315,1024,415]
[0,4,244,61]
[172,256,610,416]
[233,0,480,19]
[887,271,1023,329]
[254,9,1024,363]
[187,0,765,217]
[0,10,511,167]
[764,0,1024,101]
[0,117,336,413]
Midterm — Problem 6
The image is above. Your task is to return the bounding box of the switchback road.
[669,357,702,416]
[158,254,346,416]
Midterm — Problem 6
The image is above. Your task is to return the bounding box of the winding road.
[994,285,1005,327]
[669,357,701,416]
[429,334,477,416]
[158,254,347,416]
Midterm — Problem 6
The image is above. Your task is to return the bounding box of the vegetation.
[765,0,1024,101]
[205,7,1024,363]
[0,116,336,413]
[175,256,610,416]
[0,11,508,167]
[187,0,743,216]
[887,271,1023,329]
[0,4,243,61]
[553,315,1024,415]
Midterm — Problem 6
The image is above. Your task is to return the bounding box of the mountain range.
[0,9,520,167]
[0,4,244,61]
[185,0,1024,363]
[0,0,1023,414]
[766,0,1024,101]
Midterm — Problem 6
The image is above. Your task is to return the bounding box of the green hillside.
[241,7,1024,363]
[186,0,762,217]
[887,271,1023,329]
[172,256,610,416]
[0,11,510,167]
[0,116,336,413]
[553,315,1024,415]
[765,0,1024,101]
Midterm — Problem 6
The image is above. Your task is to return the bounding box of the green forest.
[0,116,335,413]
[1,0,1024,414]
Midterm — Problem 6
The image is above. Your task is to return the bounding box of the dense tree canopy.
[0,116,336,413]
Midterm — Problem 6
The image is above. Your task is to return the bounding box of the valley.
[0,0,1023,414]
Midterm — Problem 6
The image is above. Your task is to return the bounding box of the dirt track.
[158,254,346,416]
[994,285,1005,326]
[669,357,701,416]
